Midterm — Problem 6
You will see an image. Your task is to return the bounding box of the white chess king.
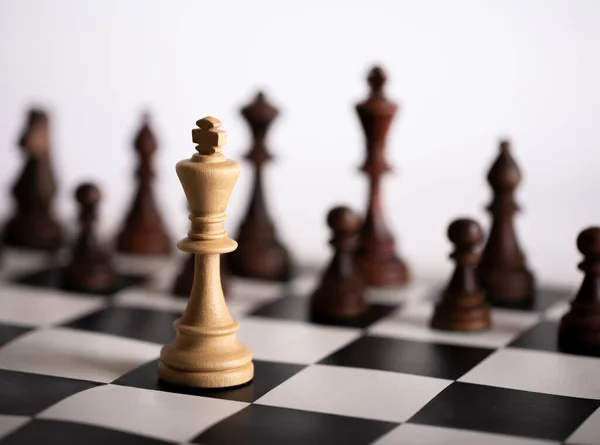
[158,116,254,388]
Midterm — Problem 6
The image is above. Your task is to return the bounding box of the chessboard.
[0,248,598,445]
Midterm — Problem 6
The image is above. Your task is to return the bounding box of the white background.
[1,0,599,286]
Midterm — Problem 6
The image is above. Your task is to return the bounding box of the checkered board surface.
[0,249,599,445]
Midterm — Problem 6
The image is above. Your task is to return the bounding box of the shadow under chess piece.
[62,183,118,293]
[354,66,409,287]
[3,109,64,250]
[227,92,293,282]
[310,206,367,320]
[431,218,491,332]
[115,115,171,255]
[558,227,600,355]
[478,140,535,308]
[172,253,230,298]
[158,116,253,388]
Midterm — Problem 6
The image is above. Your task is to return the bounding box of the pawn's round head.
[447,218,484,248]
[327,206,361,233]
[577,227,600,260]
[75,183,101,207]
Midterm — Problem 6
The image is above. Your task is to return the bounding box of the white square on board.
[39,384,247,443]
[0,327,161,383]
[459,347,600,399]
[237,317,360,364]
[0,286,106,327]
[256,364,451,423]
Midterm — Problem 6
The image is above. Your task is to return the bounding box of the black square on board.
[0,369,100,416]
[63,306,178,344]
[0,323,30,348]
[509,320,562,353]
[113,359,306,403]
[493,286,571,312]
[319,335,494,380]
[13,267,146,297]
[509,319,600,358]
[0,419,174,445]
[250,295,397,329]
[409,381,600,441]
[192,404,398,445]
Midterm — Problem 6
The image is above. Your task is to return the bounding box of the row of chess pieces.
[1,66,599,360]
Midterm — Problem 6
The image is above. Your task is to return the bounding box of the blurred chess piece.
[558,227,600,355]
[115,114,171,255]
[354,66,409,287]
[159,117,253,388]
[62,183,118,293]
[3,109,64,250]
[310,206,367,320]
[227,92,293,282]
[478,140,535,308]
[431,218,491,332]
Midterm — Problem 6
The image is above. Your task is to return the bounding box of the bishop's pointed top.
[487,139,521,190]
[242,90,279,124]
[368,66,387,95]
[134,114,157,156]
[19,107,50,156]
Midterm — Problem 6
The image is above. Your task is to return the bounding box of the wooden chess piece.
[310,206,367,320]
[431,218,491,331]
[172,253,230,298]
[227,92,293,282]
[62,183,118,293]
[558,227,600,355]
[355,66,409,287]
[115,115,171,255]
[159,117,253,388]
[478,140,535,307]
[3,109,64,250]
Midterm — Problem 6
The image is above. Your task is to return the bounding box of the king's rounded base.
[157,360,254,389]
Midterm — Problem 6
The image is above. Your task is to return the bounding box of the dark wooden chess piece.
[115,115,171,255]
[558,227,600,355]
[354,66,409,287]
[478,140,535,308]
[3,109,64,250]
[227,92,293,281]
[172,253,229,298]
[62,183,118,293]
[310,206,367,320]
[431,218,491,332]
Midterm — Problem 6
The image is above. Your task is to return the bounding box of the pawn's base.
[558,302,600,356]
[4,217,63,252]
[310,277,367,319]
[228,241,293,282]
[479,267,535,308]
[157,360,254,389]
[430,293,491,332]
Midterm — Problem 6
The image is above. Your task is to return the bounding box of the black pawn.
[558,227,600,355]
[310,206,367,320]
[62,183,117,293]
[431,218,491,332]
